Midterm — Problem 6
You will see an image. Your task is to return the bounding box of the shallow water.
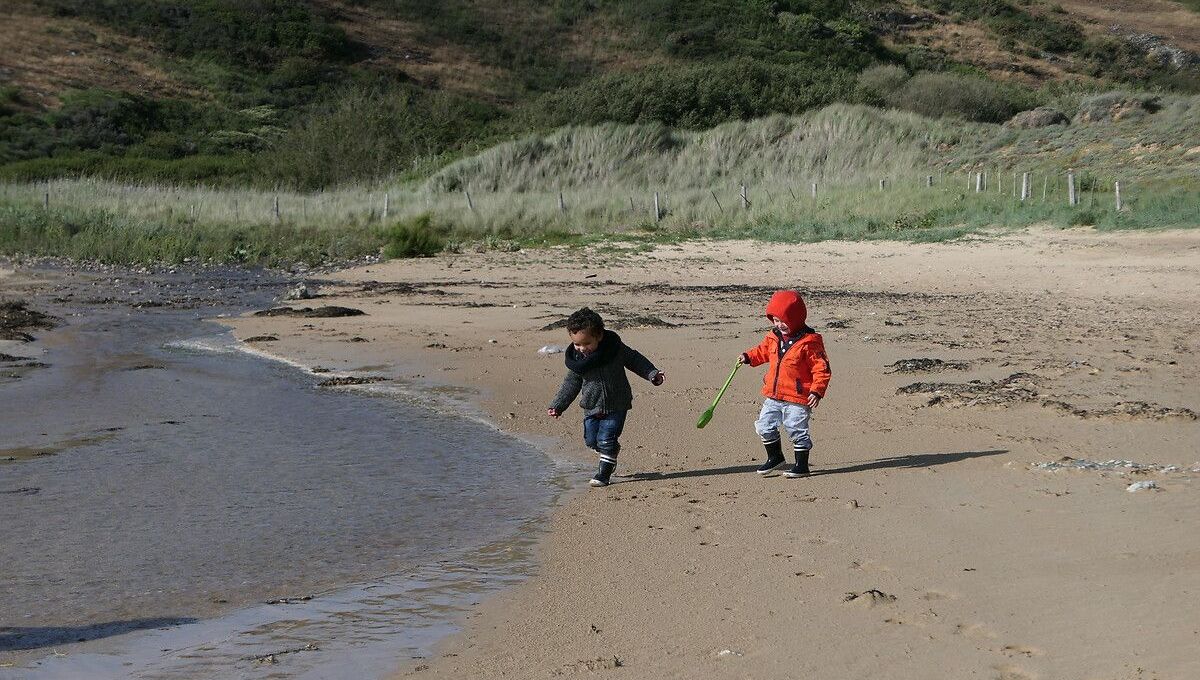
[0,267,561,677]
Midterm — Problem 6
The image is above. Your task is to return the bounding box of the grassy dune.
[2,100,1197,265]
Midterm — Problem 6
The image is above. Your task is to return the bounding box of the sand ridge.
[228,227,1200,679]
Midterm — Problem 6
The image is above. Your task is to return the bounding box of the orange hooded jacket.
[742,290,831,404]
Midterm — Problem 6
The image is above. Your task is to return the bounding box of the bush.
[38,0,358,72]
[520,59,857,130]
[262,83,500,189]
[383,214,445,258]
[855,64,910,106]
[886,72,1032,122]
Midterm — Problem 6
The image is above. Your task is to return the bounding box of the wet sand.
[229,227,1200,680]
[0,265,561,678]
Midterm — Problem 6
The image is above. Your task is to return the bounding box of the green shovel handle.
[709,361,741,409]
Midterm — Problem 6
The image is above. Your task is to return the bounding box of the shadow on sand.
[623,449,1009,483]
[0,617,197,652]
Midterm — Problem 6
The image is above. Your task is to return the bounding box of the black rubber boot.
[590,461,617,487]
[785,449,811,478]
[757,439,786,475]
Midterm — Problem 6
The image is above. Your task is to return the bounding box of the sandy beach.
[226,227,1200,680]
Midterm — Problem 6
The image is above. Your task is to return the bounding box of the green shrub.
[855,64,910,106]
[37,0,358,72]
[520,59,856,130]
[886,72,1032,122]
[262,83,500,189]
[383,214,445,258]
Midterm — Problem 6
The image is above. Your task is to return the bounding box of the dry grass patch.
[317,0,508,101]
[1056,0,1200,54]
[0,1,198,108]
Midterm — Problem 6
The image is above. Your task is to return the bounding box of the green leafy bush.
[855,64,910,106]
[262,83,501,189]
[37,0,358,71]
[886,72,1032,122]
[520,59,856,129]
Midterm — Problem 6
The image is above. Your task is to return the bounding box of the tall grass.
[2,101,1197,265]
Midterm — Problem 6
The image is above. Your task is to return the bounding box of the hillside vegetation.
[1,0,1198,188]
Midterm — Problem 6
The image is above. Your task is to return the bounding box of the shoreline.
[0,265,568,678]
[226,227,1200,679]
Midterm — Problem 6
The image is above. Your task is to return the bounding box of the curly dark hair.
[565,307,604,335]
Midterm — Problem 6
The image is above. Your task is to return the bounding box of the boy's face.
[569,328,602,355]
[769,316,791,335]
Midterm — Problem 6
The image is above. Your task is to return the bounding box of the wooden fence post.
[465,190,475,213]
[653,192,661,222]
[879,179,887,191]
[811,182,817,199]
[1114,181,1122,211]
[1021,172,1030,201]
[558,191,566,214]
[740,184,749,209]
[382,193,390,219]
[926,175,934,188]
[273,195,281,221]
[975,172,984,193]
[1067,170,1077,206]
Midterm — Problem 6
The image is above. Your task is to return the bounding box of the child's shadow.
[622,449,1008,483]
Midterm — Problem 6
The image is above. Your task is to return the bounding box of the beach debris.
[826,319,852,328]
[1034,457,1197,474]
[1126,481,1160,492]
[253,306,365,318]
[245,642,319,665]
[349,336,369,342]
[1,299,56,341]
[1042,399,1197,421]
[897,372,1039,407]
[316,376,388,388]
[886,358,969,373]
[538,345,566,355]
[844,499,861,509]
[557,656,623,673]
[488,338,498,344]
[716,649,743,658]
[843,589,896,606]
[245,335,279,343]
[285,282,314,300]
[265,595,313,605]
[2,487,40,495]
[0,353,33,363]
[539,315,675,331]
[610,315,676,329]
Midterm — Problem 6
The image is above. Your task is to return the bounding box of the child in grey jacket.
[547,308,665,486]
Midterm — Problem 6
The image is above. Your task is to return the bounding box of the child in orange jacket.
[738,290,831,477]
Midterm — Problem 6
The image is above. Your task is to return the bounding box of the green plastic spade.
[696,361,741,428]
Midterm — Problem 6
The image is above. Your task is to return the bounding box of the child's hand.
[547,408,561,418]
[807,393,821,409]
[652,371,666,386]
[736,354,748,364]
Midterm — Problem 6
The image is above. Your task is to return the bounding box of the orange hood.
[765,290,807,332]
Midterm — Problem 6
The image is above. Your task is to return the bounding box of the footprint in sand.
[842,589,896,607]
[1002,645,1045,658]
[920,589,958,601]
[955,622,998,640]
[993,663,1038,680]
